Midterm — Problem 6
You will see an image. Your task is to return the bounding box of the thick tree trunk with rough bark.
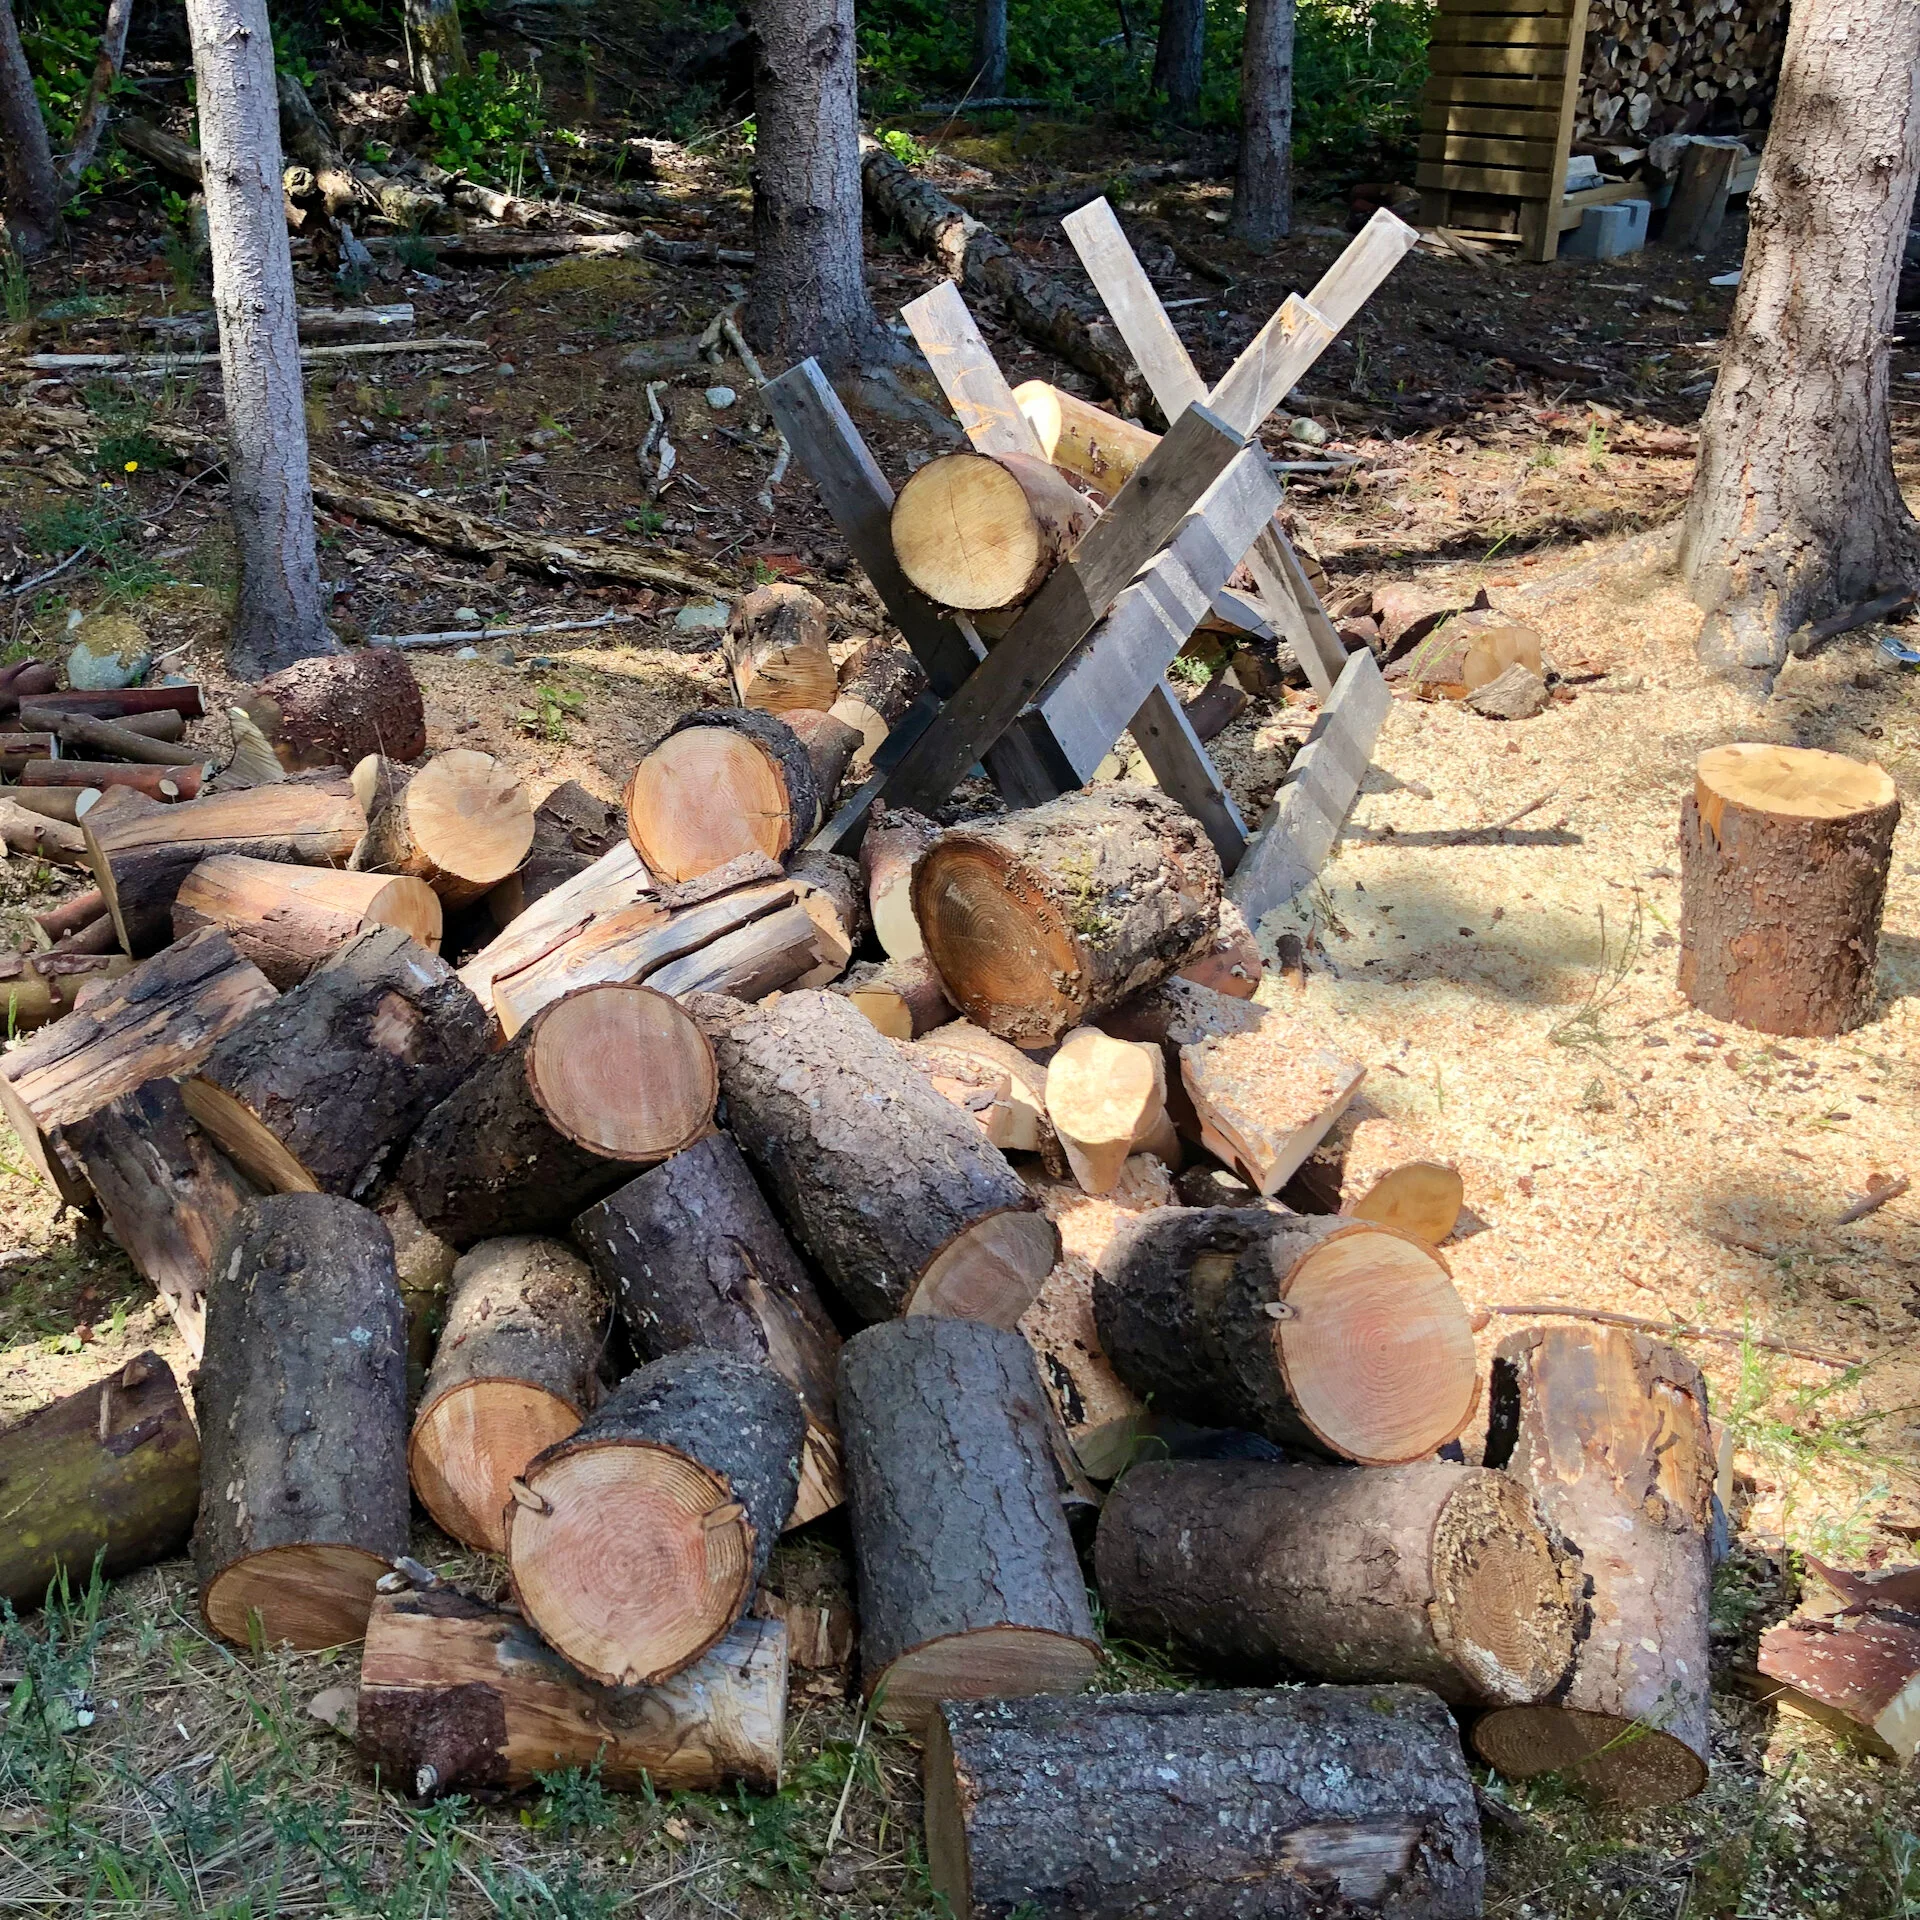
[0,0,59,256]
[1678,0,1920,684]
[403,0,468,93]
[1229,0,1295,246]
[185,0,335,675]
[1152,0,1206,120]
[743,0,894,371]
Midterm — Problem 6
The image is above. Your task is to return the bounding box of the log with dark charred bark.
[238,648,427,770]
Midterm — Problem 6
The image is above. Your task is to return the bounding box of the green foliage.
[2,253,29,324]
[412,51,546,179]
[1289,0,1432,166]
[518,681,585,742]
[15,0,107,145]
[878,125,931,167]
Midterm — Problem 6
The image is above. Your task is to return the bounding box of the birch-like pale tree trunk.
[0,0,61,257]
[185,0,336,675]
[1679,0,1920,686]
[404,0,469,95]
[1228,0,1294,246]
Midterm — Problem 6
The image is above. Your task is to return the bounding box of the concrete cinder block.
[1562,197,1652,260]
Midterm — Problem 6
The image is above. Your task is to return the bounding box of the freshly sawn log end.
[891,449,1097,611]
[625,708,819,883]
[361,748,535,907]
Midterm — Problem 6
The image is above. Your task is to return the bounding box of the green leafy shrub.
[411,51,545,179]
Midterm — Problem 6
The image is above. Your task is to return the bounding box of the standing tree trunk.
[972,0,1008,98]
[1678,0,1920,686]
[1151,0,1206,121]
[404,0,468,93]
[0,0,60,257]
[742,0,896,371]
[1227,0,1294,247]
[184,0,335,676]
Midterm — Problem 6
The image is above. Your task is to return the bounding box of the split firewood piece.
[1679,743,1900,1037]
[84,776,367,954]
[25,759,203,800]
[401,983,716,1243]
[184,927,490,1198]
[1094,1208,1479,1464]
[840,954,953,1039]
[724,583,837,713]
[646,900,836,1000]
[236,648,427,770]
[574,1132,844,1528]
[916,1020,1059,1166]
[715,990,1058,1326]
[409,1237,609,1554]
[64,1080,258,1360]
[1286,1095,1464,1246]
[915,788,1223,1047]
[861,802,936,962]
[838,1317,1099,1729]
[626,708,819,884]
[924,1686,1484,1920]
[1045,1027,1167,1196]
[380,1190,458,1415]
[1095,1457,1577,1709]
[1758,1608,1920,1763]
[505,1349,806,1687]
[784,708,862,804]
[787,848,865,984]
[361,748,535,908]
[0,949,132,1034]
[195,1194,408,1649]
[172,855,443,988]
[357,1587,788,1797]
[1181,1018,1366,1195]
[1472,1325,1714,1808]
[1401,610,1544,700]
[0,1351,201,1611]
[1176,897,1261,998]
[489,780,622,922]
[0,929,277,1204]
[1013,379,1161,497]
[890,450,1098,611]
[829,638,927,769]
[350,752,414,819]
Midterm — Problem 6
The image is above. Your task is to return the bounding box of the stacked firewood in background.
[0,618,1745,1916]
[1574,0,1786,143]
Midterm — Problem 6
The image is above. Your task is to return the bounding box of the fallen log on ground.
[408,1237,608,1554]
[725,583,837,713]
[360,749,534,908]
[138,302,415,347]
[0,1352,202,1611]
[24,759,204,801]
[195,1193,407,1649]
[20,709,205,766]
[923,1685,1484,1920]
[785,708,862,807]
[1015,379,1161,496]
[573,1131,844,1527]
[830,639,927,769]
[357,1587,788,1796]
[1045,1026,1168,1194]
[838,1317,1099,1729]
[237,648,428,770]
[891,450,1098,611]
[715,990,1057,1326]
[862,803,936,962]
[1094,1207,1479,1464]
[625,710,819,883]
[1471,1324,1714,1807]
[0,948,132,1033]
[26,686,207,720]
[505,1349,805,1687]
[400,982,716,1242]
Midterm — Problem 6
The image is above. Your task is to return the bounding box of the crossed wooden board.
[763,204,1414,926]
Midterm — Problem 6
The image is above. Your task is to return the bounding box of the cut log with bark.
[838,1317,1099,1728]
[360,749,534,909]
[917,1020,1057,1164]
[1472,1324,1714,1808]
[891,451,1098,611]
[1045,1026,1167,1195]
[0,794,89,863]
[914,1048,1019,1148]
[914,787,1223,1047]
[24,759,204,801]
[924,1685,1485,1920]
[1284,1095,1464,1246]
[381,1189,458,1414]
[1014,379,1161,496]
[505,1348,805,1687]
[0,1352,202,1611]
[237,648,427,770]
[358,1587,788,1797]
[715,990,1057,1326]
[1401,612,1544,701]
[1177,897,1261,998]
[409,1237,608,1553]
[626,709,819,883]
[573,1131,844,1528]
[0,731,64,773]
[64,1080,258,1359]
[840,955,953,1039]
[1758,1608,1920,1763]
[84,777,367,953]
[399,983,717,1243]
[862,803,937,962]
[646,900,836,1000]
[1182,1017,1367,1195]
[184,926,490,1199]
[787,847,868,961]
[725,584,838,713]
[20,710,205,766]
[1094,1208,1479,1465]
[830,639,927,768]
[0,949,132,1034]
[490,780,622,921]
[1678,743,1900,1037]
[26,685,207,720]
[194,1193,407,1649]
[785,708,863,805]
[0,929,278,1204]
[172,855,442,987]
[1095,1457,1577,1708]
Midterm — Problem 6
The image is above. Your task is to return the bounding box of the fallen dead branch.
[1835,1173,1911,1226]
[26,338,485,374]
[369,613,641,650]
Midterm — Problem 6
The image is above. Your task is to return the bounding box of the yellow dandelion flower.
[124,460,138,473]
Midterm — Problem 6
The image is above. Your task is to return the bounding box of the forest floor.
[3,34,1920,1919]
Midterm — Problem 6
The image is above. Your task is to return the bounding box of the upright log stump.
[725,583,837,713]
[194,1195,408,1649]
[837,1318,1099,1729]
[1679,743,1900,1036]
[506,1349,805,1687]
[1094,1458,1577,1709]
[239,647,427,770]
[625,710,819,883]
[408,1238,609,1553]
[1472,1325,1714,1808]
[925,1686,1484,1920]
[573,1132,845,1526]
[1094,1208,1480,1464]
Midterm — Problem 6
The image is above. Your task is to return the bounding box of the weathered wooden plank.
[1422,72,1566,107]
[901,281,1044,461]
[1429,12,1578,44]
[1415,161,1558,199]
[1425,105,1564,139]
[1126,684,1249,869]
[1060,200,1207,415]
[1529,0,1591,261]
[1426,42,1568,75]
[1419,132,1562,169]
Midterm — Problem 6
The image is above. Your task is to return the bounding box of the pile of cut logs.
[0,622,1839,1918]
[1575,0,1786,142]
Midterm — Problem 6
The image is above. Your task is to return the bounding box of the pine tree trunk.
[184,0,336,676]
[742,0,894,371]
[1678,0,1920,684]
[403,0,469,93]
[1151,0,1206,120]
[0,0,60,257]
[972,0,1008,96]
[1229,0,1294,246]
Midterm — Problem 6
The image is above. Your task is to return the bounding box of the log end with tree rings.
[889,449,1098,611]
[364,749,535,908]
[909,1207,1063,1324]
[724,583,837,713]
[625,709,818,884]
[527,983,716,1162]
[1013,378,1160,498]
[1678,742,1900,1037]
[1471,1704,1709,1810]
[1345,1161,1466,1245]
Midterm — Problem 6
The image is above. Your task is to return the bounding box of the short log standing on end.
[724,582,838,713]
